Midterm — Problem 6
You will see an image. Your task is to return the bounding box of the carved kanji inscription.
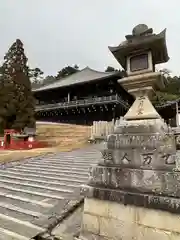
[101,149,113,162]
[121,153,130,164]
[142,153,153,165]
[162,154,175,165]
[137,96,145,115]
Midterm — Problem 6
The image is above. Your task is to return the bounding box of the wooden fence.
[90,118,124,140]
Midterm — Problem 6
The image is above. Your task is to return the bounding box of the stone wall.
[81,198,180,240]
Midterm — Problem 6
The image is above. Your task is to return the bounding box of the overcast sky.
[0,0,179,76]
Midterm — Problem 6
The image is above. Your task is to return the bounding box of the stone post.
[80,24,180,240]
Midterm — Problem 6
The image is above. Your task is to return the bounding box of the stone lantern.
[80,25,180,240]
[109,24,169,120]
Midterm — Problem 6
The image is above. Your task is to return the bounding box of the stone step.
[0,186,54,202]
[24,160,93,166]
[0,189,53,208]
[0,146,101,239]
[0,169,87,184]
[0,174,82,189]
[15,161,93,168]
[8,167,88,181]
[0,169,86,184]
[0,204,41,223]
[0,195,51,213]
[22,164,90,175]
[0,175,83,192]
[0,184,65,200]
[0,212,45,239]
[42,159,99,164]
[27,161,90,170]
[14,164,89,174]
[0,226,30,240]
[0,178,74,193]
[27,159,96,164]
[0,182,74,203]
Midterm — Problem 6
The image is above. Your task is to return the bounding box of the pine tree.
[0,39,35,131]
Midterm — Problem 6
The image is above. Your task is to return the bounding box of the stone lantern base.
[79,117,180,240]
[80,194,180,240]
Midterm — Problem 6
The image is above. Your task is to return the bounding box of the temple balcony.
[35,94,129,112]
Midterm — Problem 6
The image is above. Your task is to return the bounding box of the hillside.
[36,122,91,151]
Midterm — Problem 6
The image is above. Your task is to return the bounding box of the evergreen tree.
[105,66,118,72]
[56,65,79,80]
[29,67,44,88]
[0,39,35,131]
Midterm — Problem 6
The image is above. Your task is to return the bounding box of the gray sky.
[0,0,179,76]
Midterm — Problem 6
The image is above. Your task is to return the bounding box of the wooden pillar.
[68,92,70,103]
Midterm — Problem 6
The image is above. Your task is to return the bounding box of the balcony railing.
[35,95,129,112]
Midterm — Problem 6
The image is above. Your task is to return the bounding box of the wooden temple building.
[33,67,133,125]
[33,67,178,126]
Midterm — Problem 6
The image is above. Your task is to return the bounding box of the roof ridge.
[84,66,118,75]
[39,68,84,87]
[33,67,119,92]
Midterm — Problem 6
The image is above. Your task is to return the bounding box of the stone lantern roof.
[108,24,169,70]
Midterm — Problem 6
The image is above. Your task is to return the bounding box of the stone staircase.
[0,145,101,239]
[36,123,91,150]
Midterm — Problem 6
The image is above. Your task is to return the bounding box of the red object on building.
[0,129,48,150]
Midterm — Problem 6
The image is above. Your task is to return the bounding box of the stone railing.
[90,118,124,140]
[35,95,129,111]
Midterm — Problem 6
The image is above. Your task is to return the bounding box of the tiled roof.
[33,67,119,92]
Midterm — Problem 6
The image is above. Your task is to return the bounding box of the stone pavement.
[0,145,101,240]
